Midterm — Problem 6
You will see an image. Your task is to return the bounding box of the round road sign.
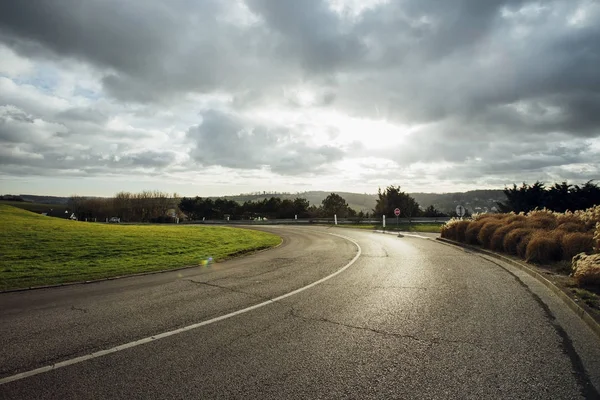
[456,205,466,217]
[394,208,401,217]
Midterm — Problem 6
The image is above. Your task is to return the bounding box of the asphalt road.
[1,226,600,399]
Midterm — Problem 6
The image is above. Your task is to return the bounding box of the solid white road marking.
[0,232,362,385]
[373,229,433,239]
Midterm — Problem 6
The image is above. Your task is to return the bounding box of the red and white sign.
[394,208,401,216]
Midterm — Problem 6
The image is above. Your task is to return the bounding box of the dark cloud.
[187,110,344,174]
[56,107,108,124]
[245,0,365,73]
[0,0,280,102]
[0,1,179,73]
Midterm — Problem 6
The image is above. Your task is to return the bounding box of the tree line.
[68,191,181,222]
[66,187,447,222]
[178,193,365,220]
[177,187,448,221]
[497,181,600,213]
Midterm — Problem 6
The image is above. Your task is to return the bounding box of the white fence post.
[334,214,338,225]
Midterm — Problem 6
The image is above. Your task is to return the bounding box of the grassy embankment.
[0,204,281,291]
[441,207,600,312]
[0,200,67,213]
[336,223,443,233]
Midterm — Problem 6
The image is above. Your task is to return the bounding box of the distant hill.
[410,190,505,214]
[219,189,506,214]
[17,195,70,204]
[217,191,378,213]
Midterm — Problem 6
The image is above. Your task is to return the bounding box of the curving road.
[1,226,599,399]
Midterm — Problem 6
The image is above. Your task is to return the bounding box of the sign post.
[382,215,386,230]
[456,205,466,219]
[334,214,338,225]
[394,208,401,229]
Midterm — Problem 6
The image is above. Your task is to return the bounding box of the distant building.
[43,209,77,220]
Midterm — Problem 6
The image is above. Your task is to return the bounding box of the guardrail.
[183,217,451,225]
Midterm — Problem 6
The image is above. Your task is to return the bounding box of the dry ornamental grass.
[562,232,595,260]
[477,221,504,249]
[464,219,488,245]
[503,228,535,256]
[490,222,525,252]
[572,253,600,286]
[525,231,563,263]
[442,205,600,288]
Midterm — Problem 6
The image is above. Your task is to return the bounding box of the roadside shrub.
[446,207,600,267]
[455,220,471,243]
[556,222,587,233]
[503,228,534,256]
[440,222,457,240]
[574,205,600,231]
[525,231,563,263]
[490,222,525,252]
[572,253,600,286]
[556,213,581,226]
[585,219,599,231]
[465,219,487,245]
[517,232,536,258]
[504,214,526,224]
[441,218,469,241]
[561,232,595,260]
[478,221,504,249]
[464,216,500,244]
[526,213,558,230]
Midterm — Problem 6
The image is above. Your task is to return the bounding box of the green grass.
[333,223,443,233]
[0,200,66,213]
[0,205,281,291]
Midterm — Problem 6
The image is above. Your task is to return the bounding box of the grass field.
[0,205,281,291]
[335,223,443,233]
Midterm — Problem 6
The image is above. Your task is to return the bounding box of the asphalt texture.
[1,226,600,399]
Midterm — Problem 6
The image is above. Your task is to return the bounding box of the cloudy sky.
[1,0,599,196]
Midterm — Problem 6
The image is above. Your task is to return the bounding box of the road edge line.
[372,229,433,239]
[435,237,600,340]
[0,232,361,386]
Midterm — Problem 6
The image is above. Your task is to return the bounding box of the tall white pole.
[383,215,386,228]
[334,214,338,225]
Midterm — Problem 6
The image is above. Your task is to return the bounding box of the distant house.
[43,209,77,220]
